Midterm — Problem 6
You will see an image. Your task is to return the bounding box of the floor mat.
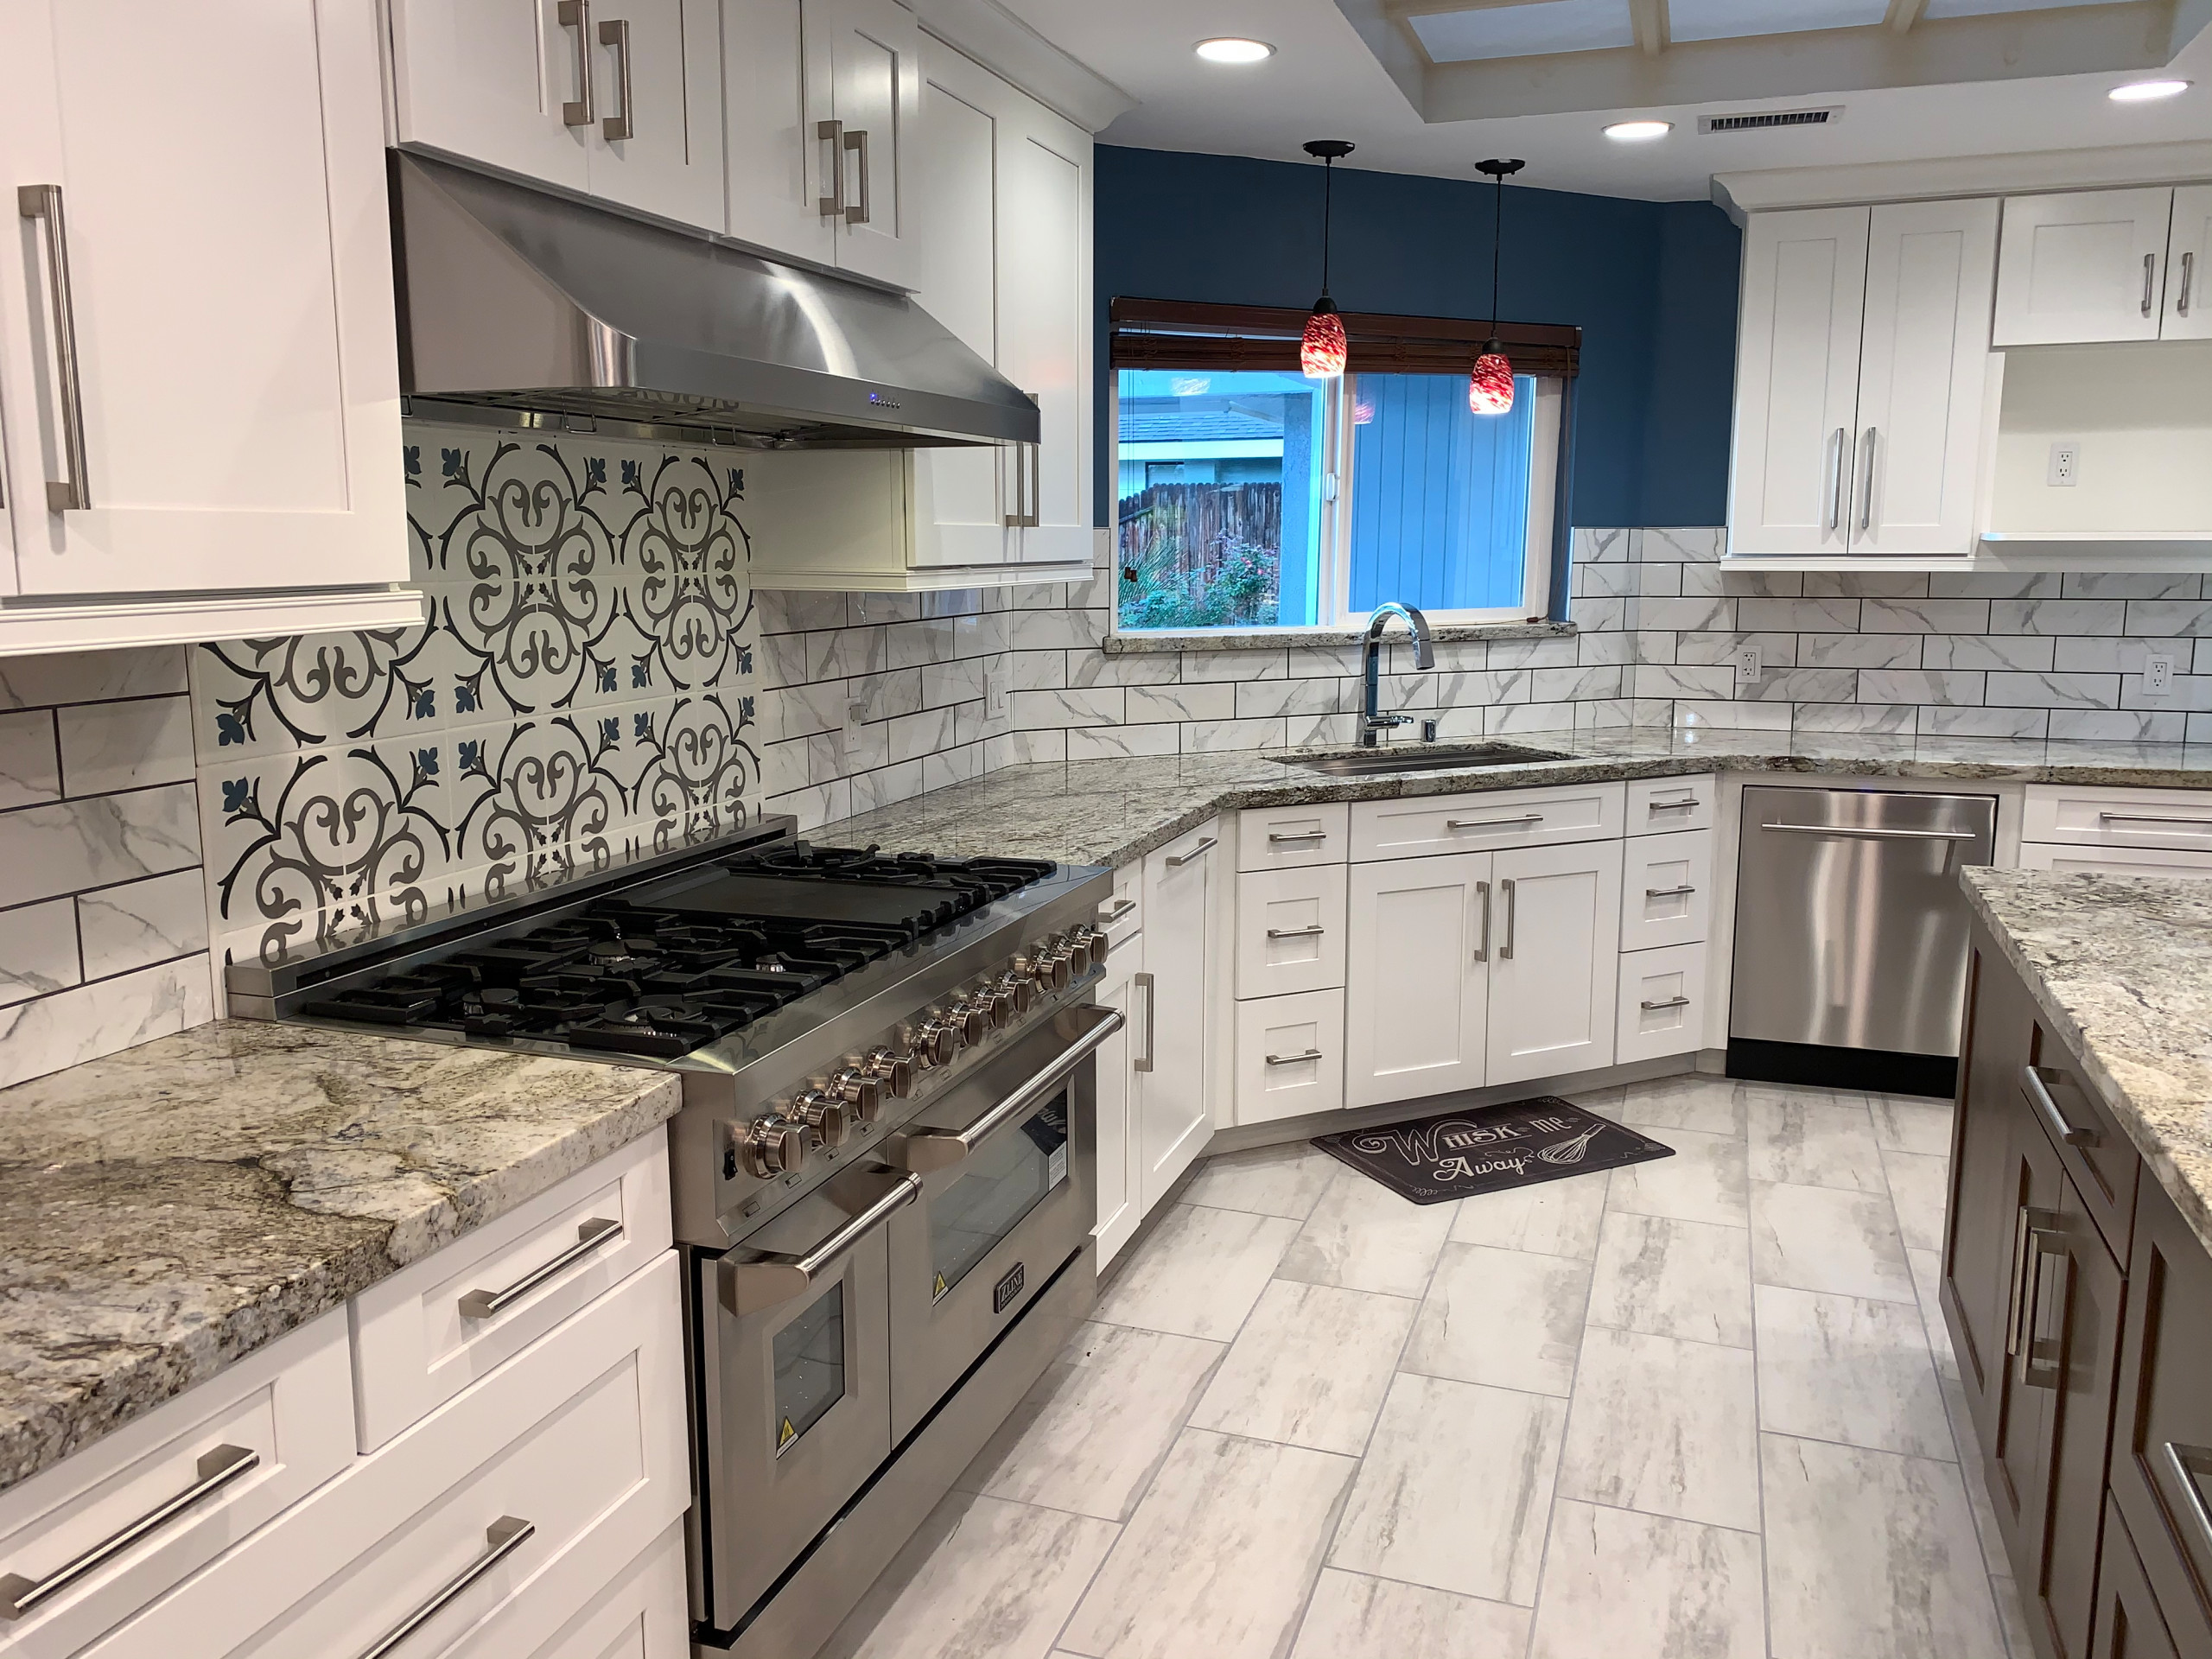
[1313,1096,1675,1205]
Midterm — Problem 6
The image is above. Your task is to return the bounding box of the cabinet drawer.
[1236,803,1350,871]
[1616,944,1708,1064]
[1351,782,1624,861]
[351,1131,673,1452]
[1620,830,1713,951]
[1097,864,1141,947]
[1626,774,1714,836]
[516,1523,688,1659]
[2020,842,2212,880]
[0,1311,354,1659]
[2094,1497,2197,1659]
[89,1254,689,1659]
[1236,865,1348,998]
[2022,1029,2139,1265]
[1233,990,1345,1127]
[2022,785,2212,853]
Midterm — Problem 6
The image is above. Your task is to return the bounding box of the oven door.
[696,1163,917,1628]
[882,1001,1118,1441]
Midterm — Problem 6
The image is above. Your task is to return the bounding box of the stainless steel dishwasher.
[1729,785,1998,1097]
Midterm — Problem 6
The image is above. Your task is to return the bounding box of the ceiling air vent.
[1699,107,1840,133]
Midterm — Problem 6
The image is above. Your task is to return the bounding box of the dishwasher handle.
[1756,823,1979,842]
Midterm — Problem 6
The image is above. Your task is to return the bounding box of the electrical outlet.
[2048,442,2080,487]
[1733,645,1762,687]
[2145,654,2177,696]
[985,663,1011,720]
[837,696,867,754]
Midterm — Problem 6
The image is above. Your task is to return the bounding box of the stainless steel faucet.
[1359,601,1435,746]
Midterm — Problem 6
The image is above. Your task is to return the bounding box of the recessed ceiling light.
[1603,120,1673,142]
[1195,37,1274,64]
[2109,79,2190,102]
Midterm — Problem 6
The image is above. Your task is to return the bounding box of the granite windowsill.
[1101,620,1575,654]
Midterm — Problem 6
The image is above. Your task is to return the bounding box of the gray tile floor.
[820,1075,2034,1659]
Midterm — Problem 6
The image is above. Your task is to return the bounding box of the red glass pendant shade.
[1468,347,1514,415]
[1301,306,1348,379]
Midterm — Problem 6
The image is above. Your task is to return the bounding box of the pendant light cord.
[1488,168,1503,334]
[1322,156,1335,299]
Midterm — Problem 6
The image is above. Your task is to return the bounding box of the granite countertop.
[1962,869,2212,1257]
[821,728,2212,869]
[0,1021,677,1497]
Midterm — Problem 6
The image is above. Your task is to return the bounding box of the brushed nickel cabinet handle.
[1640,995,1691,1012]
[2143,251,2158,316]
[1857,426,1877,533]
[1825,425,1846,534]
[0,1446,259,1619]
[1649,798,1699,814]
[459,1217,623,1319]
[1265,1049,1324,1065]
[597,17,632,140]
[2022,1065,2101,1150]
[16,185,90,512]
[556,0,594,126]
[1268,830,1328,844]
[816,119,847,219]
[2182,251,2196,316]
[1266,925,1325,940]
[1644,884,1696,899]
[1165,836,1217,868]
[1473,880,1491,963]
[2163,1442,2212,1557]
[1101,897,1136,923]
[2015,1224,2069,1391]
[843,127,872,226]
[2098,811,2212,830]
[1447,814,1542,830]
[358,1517,536,1659]
[1133,971,1155,1071]
[1499,877,1516,960]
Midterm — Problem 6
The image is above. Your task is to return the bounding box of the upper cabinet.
[389,0,725,232]
[0,0,414,638]
[815,0,923,288]
[2160,184,2211,344]
[1729,198,1996,561]
[1993,187,2190,346]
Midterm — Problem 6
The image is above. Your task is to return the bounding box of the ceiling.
[995,0,2212,202]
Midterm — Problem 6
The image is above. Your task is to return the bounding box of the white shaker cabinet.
[1344,850,1493,1109]
[1092,931,1143,1267]
[1137,821,1220,1210]
[1729,199,1996,561]
[1993,187,2175,346]
[389,0,724,232]
[0,0,412,613]
[2164,184,2212,343]
[721,0,836,264]
[1485,838,1623,1086]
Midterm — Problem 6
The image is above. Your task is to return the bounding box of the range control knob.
[734,1115,808,1179]
[947,999,989,1045]
[974,986,1015,1028]
[914,1014,962,1066]
[828,1068,883,1121]
[1021,945,1071,993]
[861,1046,914,1098]
[1002,970,1039,1012]
[790,1090,853,1149]
[1067,925,1108,972]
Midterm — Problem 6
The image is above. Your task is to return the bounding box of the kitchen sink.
[1271,742,1577,777]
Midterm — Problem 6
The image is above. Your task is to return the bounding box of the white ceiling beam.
[1381,0,1552,21]
[1885,0,1929,33]
[1630,0,1669,54]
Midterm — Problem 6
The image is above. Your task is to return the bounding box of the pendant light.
[1470,158,1525,416]
[1300,140,1354,378]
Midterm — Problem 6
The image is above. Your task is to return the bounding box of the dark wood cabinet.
[2097,1497,2186,1659]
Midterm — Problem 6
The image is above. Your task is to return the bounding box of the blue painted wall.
[1094,144,1742,529]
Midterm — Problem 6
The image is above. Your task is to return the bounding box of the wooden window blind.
[1108,297,1580,378]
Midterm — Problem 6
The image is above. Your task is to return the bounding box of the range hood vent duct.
[389,152,1038,450]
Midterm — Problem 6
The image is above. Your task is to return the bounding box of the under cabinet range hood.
[388,153,1039,449]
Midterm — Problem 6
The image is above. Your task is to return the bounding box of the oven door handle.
[721,1173,923,1316]
[886,1004,1125,1174]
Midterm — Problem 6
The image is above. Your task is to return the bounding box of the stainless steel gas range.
[226,819,1117,1658]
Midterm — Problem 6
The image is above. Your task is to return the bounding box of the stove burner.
[299,846,1058,1057]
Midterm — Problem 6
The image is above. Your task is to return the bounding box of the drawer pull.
[2021,1065,2102,1150]
[1648,797,1699,813]
[1165,836,1217,868]
[1643,885,1696,899]
[1447,814,1543,830]
[0,1445,259,1620]
[1267,830,1329,844]
[1264,1049,1325,1065]
[2097,811,2212,830]
[358,1517,535,1659]
[459,1217,624,1319]
[1100,897,1136,924]
[1640,995,1691,1012]
[1266,925,1326,940]
[2162,1442,2212,1557]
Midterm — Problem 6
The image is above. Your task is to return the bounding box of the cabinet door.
[2165,185,2212,343]
[998,93,1091,566]
[819,0,919,288]
[1093,933,1142,1268]
[1993,188,2174,346]
[2093,1499,2184,1659]
[0,0,407,598]
[583,0,723,229]
[1986,1095,2066,1594]
[1727,206,1869,558]
[1344,850,1492,1109]
[387,0,592,194]
[1851,198,1998,558]
[721,0,838,264]
[1138,822,1217,1211]
[907,41,1014,568]
[1232,989,1345,1127]
[1486,838,1623,1086]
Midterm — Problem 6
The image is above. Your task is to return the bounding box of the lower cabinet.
[1616,942,1709,1064]
[1484,838,1623,1086]
[1233,989,1345,1126]
[2095,1499,2187,1659]
[1093,931,1143,1268]
[1344,850,1492,1108]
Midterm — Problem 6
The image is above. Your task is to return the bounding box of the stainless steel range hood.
[389,153,1038,450]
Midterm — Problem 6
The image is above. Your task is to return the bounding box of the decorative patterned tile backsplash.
[192,423,763,969]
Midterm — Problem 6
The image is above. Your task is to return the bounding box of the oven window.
[931,1089,1070,1301]
[772,1283,846,1455]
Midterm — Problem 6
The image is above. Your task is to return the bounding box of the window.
[1109,302,1576,635]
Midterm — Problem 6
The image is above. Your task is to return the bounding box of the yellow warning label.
[931,1271,948,1300]
[778,1416,796,1449]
